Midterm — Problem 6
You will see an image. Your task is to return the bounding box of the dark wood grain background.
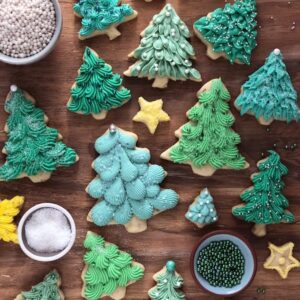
[0,0,299,299]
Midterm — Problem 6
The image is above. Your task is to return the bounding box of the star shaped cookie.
[264,242,300,279]
[133,97,170,134]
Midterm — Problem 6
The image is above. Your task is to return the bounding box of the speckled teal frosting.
[194,0,257,64]
[74,0,135,38]
[87,126,179,226]
[185,188,218,226]
[235,49,300,122]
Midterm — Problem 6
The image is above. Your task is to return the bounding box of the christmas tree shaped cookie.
[15,270,64,300]
[0,196,24,244]
[67,47,131,120]
[161,79,248,176]
[124,4,201,89]
[235,49,300,125]
[148,260,185,300]
[194,0,257,64]
[0,86,78,183]
[74,0,138,40]
[82,231,144,300]
[86,125,179,233]
[185,188,218,228]
[232,150,295,237]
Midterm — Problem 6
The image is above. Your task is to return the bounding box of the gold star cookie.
[133,97,170,134]
[264,242,300,279]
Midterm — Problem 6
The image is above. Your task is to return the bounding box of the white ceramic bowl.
[0,0,62,65]
[18,203,76,262]
[191,230,257,297]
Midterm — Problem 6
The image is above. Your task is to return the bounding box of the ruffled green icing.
[194,0,257,64]
[21,270,62,300]
[235,49,300,122]
[148,261,185,300]
[0,88,77,181]
[74,0,135,38]
[170,79,246,171]
[129,4,201,81]
[68,47,131,116]
[185,188,218,226]
[233,150,295,224]
[83,232,144,299]
[87,126,179,226]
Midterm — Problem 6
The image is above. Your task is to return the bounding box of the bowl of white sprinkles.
[0,0,62,65]
[18,203,76,262]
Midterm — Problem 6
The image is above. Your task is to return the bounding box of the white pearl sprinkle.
[274,48,281,55]
[10,85,18,92]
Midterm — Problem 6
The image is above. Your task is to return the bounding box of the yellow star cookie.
[264,242,300,279]
[133,97,170,134]
[0,196,24,244]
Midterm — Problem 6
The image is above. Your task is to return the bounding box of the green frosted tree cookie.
[86,125,179,233]
[74,0,138,40]
[232,150,295,237]
[148,260,185,300]
[161,79,248,177]
[194,0,257,64]
[82,231,144,300]
[67,47,131,120]
[235,49,300,125]
[124,4,201,89]
[15,270,64,300]
[0,86,78,183]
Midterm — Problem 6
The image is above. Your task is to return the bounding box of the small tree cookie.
[124,4,201,89]
[0,196,24,244]
[74,0,138,40]
[161,78,248,176]
[235,49,300,125]
[0,86,78,183]
[82,231,144,300]
[67,47,131,120]
[185,188,218,228]
[148,260,185,300]
[86,125,179,233]
[232,150,295,237]
[15,270,64,300]
[194,0,257,64]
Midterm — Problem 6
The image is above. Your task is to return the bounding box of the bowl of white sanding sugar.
[18,203,76,262]
[0,0,62,65]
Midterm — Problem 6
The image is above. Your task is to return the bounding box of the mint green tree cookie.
[194,0,257,64]
[0,86,78,183]
[235,49,300,125]
[74,0,138,40]
[124,4,201,89]
[67,47,131,120]
[161,79,248,177]
[232,150,295,237]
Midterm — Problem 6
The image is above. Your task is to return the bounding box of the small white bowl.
[0,0,62,65]
[18,203,76,262]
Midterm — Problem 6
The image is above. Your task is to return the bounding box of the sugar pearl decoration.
[274,48,281,55]
[0,0,56,58]
[10,85,18,93]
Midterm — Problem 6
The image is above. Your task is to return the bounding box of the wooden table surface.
[0,0,300,299]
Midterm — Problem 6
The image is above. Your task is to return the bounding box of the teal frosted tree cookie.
[82,231,144,300]
[67,47,131,120]
[0,86,78,183]
[185,188,218,228]
[232,150,295,237]
[235,49,300,125]
[194,0,257,64]
[74,0,138,40]
[161,79,248,177]
[15,270,64,300]
[124,4,201,89]
[148,260,185,300]
[86,125,179,233]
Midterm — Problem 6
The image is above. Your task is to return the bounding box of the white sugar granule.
[25,208,72,253]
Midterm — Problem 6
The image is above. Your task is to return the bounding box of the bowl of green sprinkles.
[191,230,257,297]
